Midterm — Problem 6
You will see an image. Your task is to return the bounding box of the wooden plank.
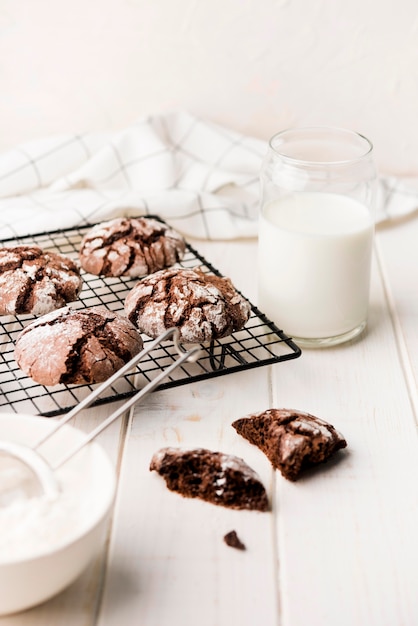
[375,218,418,407]
[268,250,418,625]
[98,368,280,626]
[96,239,282,626]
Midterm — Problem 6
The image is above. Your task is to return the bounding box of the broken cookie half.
[232,409,347,481]
[150,447,269,512]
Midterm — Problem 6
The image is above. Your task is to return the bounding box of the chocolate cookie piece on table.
[232,409,347,481]
[150,447,269,512]
[14,306,143,386]
[125,267,251,343]
[78,217,186,277]
[224,530,246,550]
[0,245,82,316]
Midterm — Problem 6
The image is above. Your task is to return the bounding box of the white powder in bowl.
[0,449,109,563]
[0,492,84,562]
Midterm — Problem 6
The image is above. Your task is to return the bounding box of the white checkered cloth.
[0,110,416,240]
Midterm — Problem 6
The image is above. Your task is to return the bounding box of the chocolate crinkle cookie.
[150,447,269,512]
[232,409,347,481]
[125,267,251,343]
[78,216,186,277]
[0,245,82,316]
[14,306,143,386]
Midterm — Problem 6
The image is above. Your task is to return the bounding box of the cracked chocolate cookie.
[150,447,269,511]
[0,245,82,316]
[14,306,143,386]
[78,217,186,277]
[232,409,347,481]
[124,267,251,343]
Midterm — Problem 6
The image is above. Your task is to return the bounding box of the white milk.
[258,192,374,341]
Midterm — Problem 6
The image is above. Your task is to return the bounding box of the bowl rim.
[0,413,116,565]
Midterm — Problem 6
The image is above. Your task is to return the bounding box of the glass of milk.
[258,127,377,348]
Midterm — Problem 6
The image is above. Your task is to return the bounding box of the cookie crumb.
[224,530,246,550]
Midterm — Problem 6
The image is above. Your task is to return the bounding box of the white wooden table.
[2,218,418,626]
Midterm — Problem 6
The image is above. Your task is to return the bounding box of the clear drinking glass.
[258,127,377,348]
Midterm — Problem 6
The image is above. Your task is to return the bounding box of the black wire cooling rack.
[0,218,301,417]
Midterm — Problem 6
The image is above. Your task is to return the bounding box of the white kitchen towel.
[0,110,416,240]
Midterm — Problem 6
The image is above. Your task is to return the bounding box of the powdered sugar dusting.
[79,217,185,277]
[0,245,82,315]
[220,454,260,481]
[125,267,250,343]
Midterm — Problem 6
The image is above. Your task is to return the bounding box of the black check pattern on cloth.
[0,112,266,241]
[0,218,301,417]
[0,111,415,241]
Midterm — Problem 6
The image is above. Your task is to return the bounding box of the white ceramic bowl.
[0,413,116,615]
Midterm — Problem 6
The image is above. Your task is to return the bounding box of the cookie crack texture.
[62,312,110,384]
[14,272,38,314]
[0,245,82,316]
[150,447,269,511]
[232,409,347,481]
[125,267,251,343]
[79,217,186,278]
[14,306,143,386]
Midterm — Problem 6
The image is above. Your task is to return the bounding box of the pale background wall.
[0,0,417,175]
